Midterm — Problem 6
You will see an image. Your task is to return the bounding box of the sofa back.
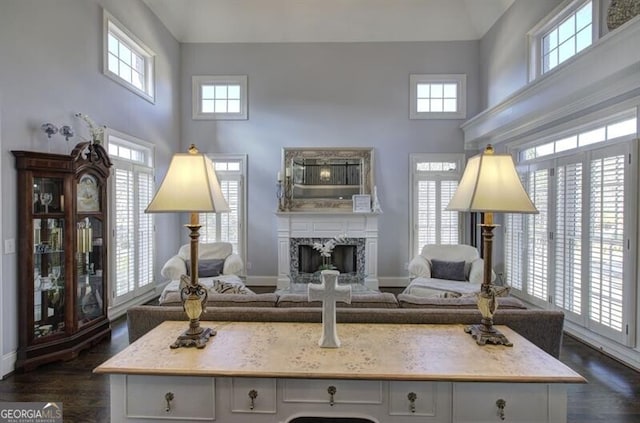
[126,305,564,358]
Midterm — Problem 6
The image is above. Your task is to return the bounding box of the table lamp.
[447,145,538,346]
[146,144,230,348]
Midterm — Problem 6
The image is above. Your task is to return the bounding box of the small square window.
[192,76,248,120]
[410,74,466,120]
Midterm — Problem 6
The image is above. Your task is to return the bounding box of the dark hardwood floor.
[1,317,639,423]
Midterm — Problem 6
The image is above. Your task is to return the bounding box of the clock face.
[77,174,100,212]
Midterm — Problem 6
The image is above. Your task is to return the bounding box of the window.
[192,76,248,120]
[107,131,155,305]
[410,154,465,257]
[504,115,636,345]
[103,11,155,102]
[409,75,466,119]
[199,155,247,267]
[528,0,598,80]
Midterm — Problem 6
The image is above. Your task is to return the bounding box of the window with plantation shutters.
[506,118,635,346]
[555,160,583,315]
[589,151,625,333]
[199,156,246,265]
[410,154,464,257]
[526,167,550,302]
[108,133,155,305]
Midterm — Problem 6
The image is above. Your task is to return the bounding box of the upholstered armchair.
[408,244,495,283]
[160,242,244,281]
[405,244,496,297]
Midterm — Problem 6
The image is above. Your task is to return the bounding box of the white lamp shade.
[146,150,230,213]
[447,147,538,214]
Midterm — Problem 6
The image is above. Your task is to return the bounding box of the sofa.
[127,293,565,358]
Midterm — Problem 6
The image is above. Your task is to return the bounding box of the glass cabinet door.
[76,216,105,326]
[32,177,65,214]
[33,217,66,339]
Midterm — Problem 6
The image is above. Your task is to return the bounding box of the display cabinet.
[13,141,112,371]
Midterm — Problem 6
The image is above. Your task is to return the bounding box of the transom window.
[410,75,466,120]
[520,114,637,161]
[542,1,592,73]
[103,11,155,103]
[192,76,248,120]
[528,0,597,80]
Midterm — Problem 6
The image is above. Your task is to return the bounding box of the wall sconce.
[60,125,74,141]
[319,164,331,182]
[41,123,58,138]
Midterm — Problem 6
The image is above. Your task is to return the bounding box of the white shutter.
[417,180,437,247]
[526,167,549,302]
[504,213,524,290]
[113,167,135,297]
[555,161,583,314]
[589,153,625,333]
[440,180,459,244]
[136,169,154,288]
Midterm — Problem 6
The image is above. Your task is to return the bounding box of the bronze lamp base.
[465,323,513,347]
[170,326,215,349]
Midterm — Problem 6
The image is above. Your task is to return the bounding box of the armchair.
[406,244,496,297]
[161,242,244,281]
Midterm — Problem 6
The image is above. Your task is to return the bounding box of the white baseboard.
[563,321,640,372]
[1,350,16,379]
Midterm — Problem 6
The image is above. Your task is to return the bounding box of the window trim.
[527,0,599,82]
[409,153,465,258]
[106,129,156,307]
[200,154,248,269]
[103,10,156,103]
[409,74,467,120]
[192,75,249,120]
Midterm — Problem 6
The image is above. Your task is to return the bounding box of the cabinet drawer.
[125,375,215,420]
[453,383,549,422]
[283,379,382,405]
[231,378,277,413]
[389,381,451,419]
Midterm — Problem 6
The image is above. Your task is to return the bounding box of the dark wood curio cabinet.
[12,142,112,371]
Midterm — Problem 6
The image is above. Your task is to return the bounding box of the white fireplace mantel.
[275,211,379,290]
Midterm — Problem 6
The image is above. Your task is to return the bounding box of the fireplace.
[291,238,365,276]
[275,212,379,289]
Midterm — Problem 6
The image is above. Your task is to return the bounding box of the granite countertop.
[95,321,585,384]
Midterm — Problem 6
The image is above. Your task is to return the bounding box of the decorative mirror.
[281,147,374,210]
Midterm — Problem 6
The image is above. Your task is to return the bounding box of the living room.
[1,0,639,414]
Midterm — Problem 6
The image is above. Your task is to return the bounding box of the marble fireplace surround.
[276,212,379,290]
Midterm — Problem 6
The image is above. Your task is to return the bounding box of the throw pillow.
[430,259,466,281]
[186,259,226,277]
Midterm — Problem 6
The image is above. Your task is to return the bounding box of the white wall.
[0,0,181,372]
[180,41,481,282]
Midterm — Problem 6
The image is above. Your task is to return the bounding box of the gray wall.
[479,0,563,109]
[180,41,480,280]
[0,0,181,358]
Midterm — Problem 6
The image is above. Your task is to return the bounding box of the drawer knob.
[165,392,174,413]
[496,398,506,420]
[327,385,337,406]
[407,392,417,413]
[248,389,258,410]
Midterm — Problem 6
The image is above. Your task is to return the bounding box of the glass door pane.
[77,216,105,326]
[33,217,65,339]
[33,177,65,214]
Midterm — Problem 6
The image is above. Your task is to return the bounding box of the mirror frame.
[282,147,374,211]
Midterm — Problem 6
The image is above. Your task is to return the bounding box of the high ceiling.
[142,0,515,43]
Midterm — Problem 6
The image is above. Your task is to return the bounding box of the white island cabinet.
[95,321,585,422]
